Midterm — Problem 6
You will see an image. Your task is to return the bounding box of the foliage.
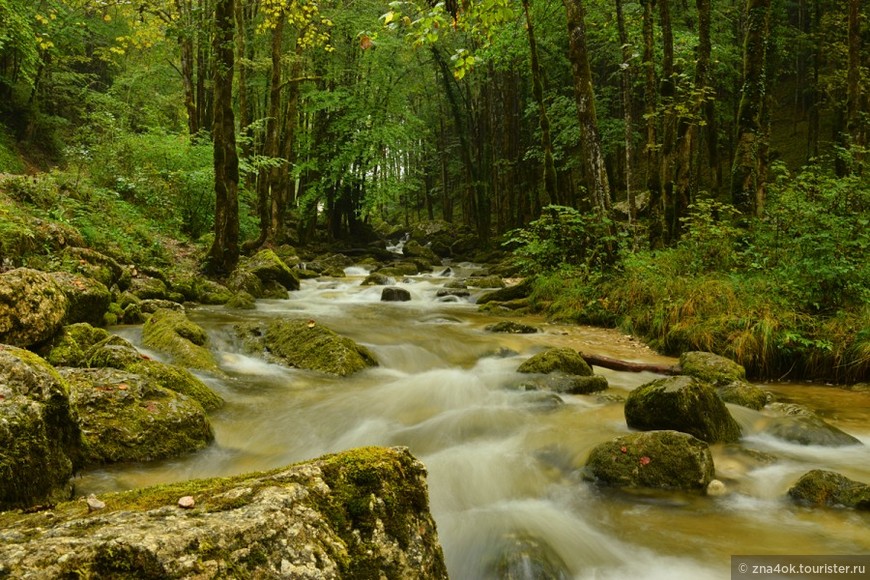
[503,205,621,274]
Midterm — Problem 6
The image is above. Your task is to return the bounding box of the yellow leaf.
[384,11,396,24]
[103,14,112,23]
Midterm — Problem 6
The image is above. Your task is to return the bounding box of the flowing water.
[78,265,870,579]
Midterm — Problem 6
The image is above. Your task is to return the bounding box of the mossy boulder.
[127,359,223,412]
[361,272,393,286]
[403,240,441,265]
[61,367,214,466]
[381,286,412,302]
[377,262,420,277]
[584,430,715,492]
[227,269,265,297]
[86,335,147,369]
[520,374,609,395]
[48,271,111,327]
[0,345,82,509]
[787,470,870,509]
[490,534,571,580]
[0,447,447,579]
[485,321,538,334]
[128,275,170,300]
[477,278,535,305]
[237,318,378,376]
[142,309,220,373]
[717,380,769,410]
[0,268,69,348]
[679,351,746,386]
[240,249,301,292]
[226,290,256,309]
[140,298,184,314]
[761,403,861,446]
[58,247,124,288]
[467,275,506,289]
[624,375,742,443]
[38,323,112,367]
[518,348,593,376]
[171,275,233,305]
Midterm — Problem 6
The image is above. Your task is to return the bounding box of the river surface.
[78,264,870,579]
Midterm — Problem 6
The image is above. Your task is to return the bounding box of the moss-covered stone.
[58,247,123,288]
[584,430,715,492]
[381,286,411,301]
[467,275,506,289]
[680,351,746,386]
[129,275,170,300]
[788,469,870,509]
[517,347,593,376]
[0,345,82,509]
[625,375,742,443]
[361,272,392,286]
[0,447,448,579]
[127,359,224,411]
[86,335,147,369]
[48,271,111,327]
[61,367,214,466]
[241,249,301,292]
[0,268,69,347]
[38,323,112,367]
[523,374,609,394]
[761,407,861,446]
[402,240,441,265]
[237,318,378,376]
[490,534,571,580]
[377,262,420,277]
[226,290,256,309]
[717,380,768,410]
[142,308,220,373]
[477,278,535,305]
[485,321,538,334]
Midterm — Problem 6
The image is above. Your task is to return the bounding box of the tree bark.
[642,0,664,247]
[845,0,863,161]
[580,352,681,375]
[522,0,557,210]
[563,0,612,214]
[206,0,240,275]
[731,0,772,218]
[615,0,636,227]
[657,0,677,241]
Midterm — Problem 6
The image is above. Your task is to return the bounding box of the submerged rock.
[517,348,593,376]
[717,380,769,410]
[142,308,220,373]
[61,367,214,466]
[381,286,412,302]
[624,375,742,443]
[761,403,861,447]
[788,469,870,509]
[0,447,449,579]
[485,321,538,334]
[584,430,715,492]
[361,272,392,286]
[0,345,82,509]
[0,268,69,348]
[679,351,746,386]
[237,318,378,376]
[490,534,571,580]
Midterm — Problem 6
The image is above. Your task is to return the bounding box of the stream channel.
[77,264,870,579]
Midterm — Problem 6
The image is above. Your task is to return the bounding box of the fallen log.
[580,352,681,375]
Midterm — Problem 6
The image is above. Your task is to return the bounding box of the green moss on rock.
[226,290,256,310]
[788,469,870,509]
[517,347,593,376]
[0,345,82,509]
[625,375,742,443]
[61,367,214,465]
[142,309,220,373]
[717,380,769,410]
[48,271,112,327]
[0,447,448,579]
[680,351,746,386]
[237,318,378,376]
[584,430,715,491]
[128,359,224,411]
[0,268,69,347]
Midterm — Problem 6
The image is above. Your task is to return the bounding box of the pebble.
[87,495,105,512]
[178,496,196,509]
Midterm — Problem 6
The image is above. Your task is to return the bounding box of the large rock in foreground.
[0,447,449,579]
[0,345,82,509]
[142,308,220,373]
[625,375,742,443]
[788,469,870,509]
[237,318,378,376]
[61,367,215,466]
[0,268,69,347]
[584,430,715,492]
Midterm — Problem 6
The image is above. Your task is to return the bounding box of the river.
[77,264,870,579]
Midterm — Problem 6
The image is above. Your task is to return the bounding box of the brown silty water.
[77,264,870,579]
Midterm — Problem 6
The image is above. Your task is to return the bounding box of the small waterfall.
[386,232,410,254]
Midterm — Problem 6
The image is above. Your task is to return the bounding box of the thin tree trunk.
[616,0,635,226]
[845,0,862,160]
[643,0,664,246]
[175,0,199,136]
[522,0,557,209]
[563,0,611,214]
[658,0,677,241]
[731,0,772,218]
[207,0,240,275]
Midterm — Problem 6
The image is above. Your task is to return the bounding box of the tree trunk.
[522,0,557,210]
[175,0,199,136]
[657,0,677,241]
[206,0,240,276]
[642,0,664,247]
[672,0,711,238]
[615,0,635,227]
[563,0,611,214]
[845,0,863,162]
[731,0,772,218]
